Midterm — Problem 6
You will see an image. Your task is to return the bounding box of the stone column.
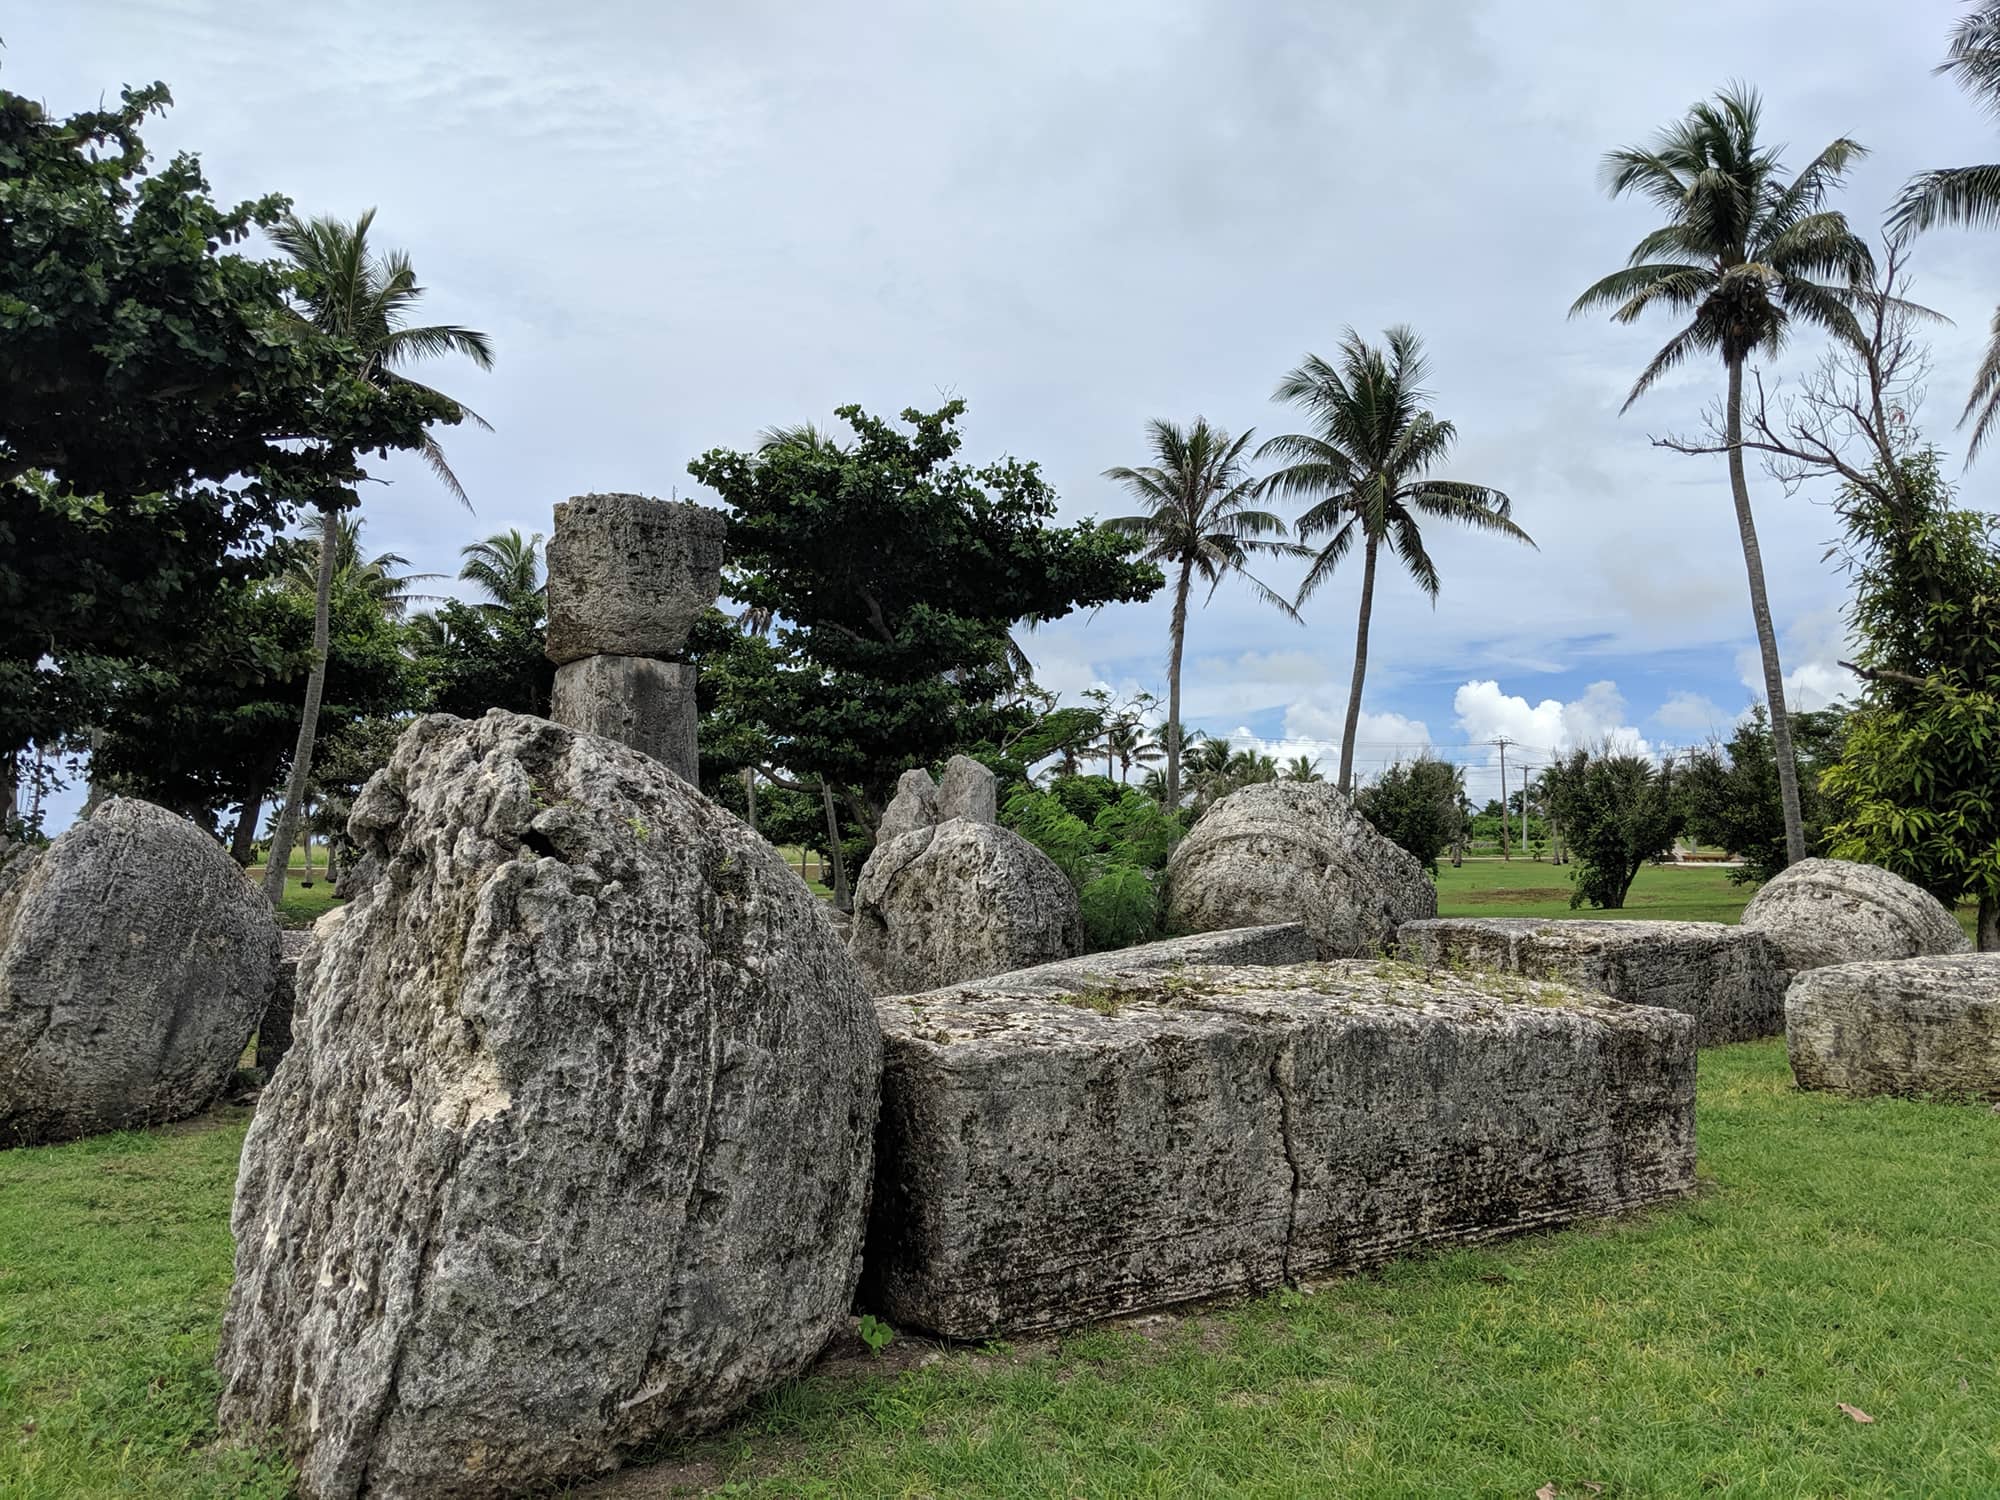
[544,493,725,781]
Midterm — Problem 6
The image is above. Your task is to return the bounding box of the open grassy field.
[5,1042,1997,1498]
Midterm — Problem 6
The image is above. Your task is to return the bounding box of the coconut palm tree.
[281,513,436,619]
[1105,418,1302,811]
[459,528,544,609]
[1284,753,1323,783]
[1260,327,1530,794]
[1572,84,1871,866]
[1894,4,2000,455]
[259,208,494,906]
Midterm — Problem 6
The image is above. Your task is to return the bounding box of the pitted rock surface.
[850,819,1080,996]
[215,710,881,1499]
[876,768,940,844]
[543,493,726,665]
[1787,953,2000,1101]
[1740,858,1969,972]
[1397,916,1787,1043]
[933,755,997,825]
[866,960,1695,1338]
[1164,781,1436,957]
[0,797,277,1146]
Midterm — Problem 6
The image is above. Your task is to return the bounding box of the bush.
[1542,748,1683,909]
[1004,776,1185,950]
[1079,863,1162,951]
[1354,755,1463,874]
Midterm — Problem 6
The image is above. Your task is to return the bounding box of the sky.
[14,0,2000,824]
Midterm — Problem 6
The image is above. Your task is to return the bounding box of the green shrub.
[1048,774,1116,824]
[1002,787,1096,882]
[1079,863,1161,951]
[1093,791,1180,869]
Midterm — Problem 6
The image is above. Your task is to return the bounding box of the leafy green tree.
[1572,84,1872,868]
[1260,328,1530,792]
[1283,754,1324,783]
[1354,754,1463,875]
[0,81,445,820]
[1682,704,1847,884]
[1002,781,1181,951]
[259,209,493,904]
[1541,748,1685,909]
[1103,418,1300,809]
[1820,450,2000,947]
[689,402,1160,836]
[1892,3,2000,455]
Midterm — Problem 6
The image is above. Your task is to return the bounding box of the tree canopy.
[689,401,1161,826]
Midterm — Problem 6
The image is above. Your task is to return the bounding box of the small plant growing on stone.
[627,815,651,841]
[857,1313,896,1356]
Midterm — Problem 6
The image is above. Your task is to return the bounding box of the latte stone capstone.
[1739,857,1970,973]
[1396,916,1788,1044]
[542,493,726,666]
[1786,952,2000,1101]
[1164,781,1438,959]
[864,960,1695,1340]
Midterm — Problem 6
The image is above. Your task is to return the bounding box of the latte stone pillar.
[544,493,726,781]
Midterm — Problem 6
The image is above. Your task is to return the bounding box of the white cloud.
[1451,678,1653,760]
[1654,690,1728,734]
[1734,607,1859,713]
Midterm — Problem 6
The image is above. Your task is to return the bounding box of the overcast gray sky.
[17,0,2000,809]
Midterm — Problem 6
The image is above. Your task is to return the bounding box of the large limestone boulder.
[1740,858,1969,972]
[850,819,1080,996]
[867,961,1695,1338]
[216,711,882,1498]
[1397,916,1788,1044]
[875,756,997,845]
[543,493,726,665]
[0,798,278,1146]
[1165,781,1436,957]
[1787,953,2000,1101]
[876,768,940,843]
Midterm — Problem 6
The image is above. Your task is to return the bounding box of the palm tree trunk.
[1979,892,1997,952]
[1165,559,1192,812]
[1336,536,1380,794]
[262,506,337,907]
[1725,356,1807,867]
[819,780,851,912]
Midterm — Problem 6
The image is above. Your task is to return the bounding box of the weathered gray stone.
[1787,953,2000,1101]
[934,755,997,825]
[877,768,939,844]
[1165,781,1437,958]
[947,924,1317,997]
[0,798,278,1147]
[255,935,308,1077]
[1740,857,1970,973]
[851,820,1081,996]
[1397,916,1788,1044]
[550,655,698,780]
[866,961,1695,1339]
[544,494,726,665]
[216,711,881,1499]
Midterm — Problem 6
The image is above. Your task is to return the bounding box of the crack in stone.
[1268,1037,1302,1287]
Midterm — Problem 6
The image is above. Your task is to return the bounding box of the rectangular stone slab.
[1787,953,2000,1100]
[1396,916,1787,1044]
[866,961,1694,1339]
[551,655,698,782]
[920,923,1318,998]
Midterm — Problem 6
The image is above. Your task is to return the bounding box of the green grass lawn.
[1434,858,1757,925]
[4,1043,1996,1497]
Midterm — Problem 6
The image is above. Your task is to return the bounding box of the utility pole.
[1493,737,1512,860]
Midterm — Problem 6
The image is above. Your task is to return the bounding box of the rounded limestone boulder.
[1740,857,1970,972]
[1164,781,1436,958]
[1787,953,2000,1100]
[850,819,1081,996]
[0,798,278,1147]
[216,710,882,1498]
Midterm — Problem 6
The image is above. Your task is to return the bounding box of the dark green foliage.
[0,82,451,768]
[1683,705,1847,884]
[1541,749,1684,910]
[1078,864,1162,952]
[1004,781,1183,949]
[687,402,1161,824]
[1820,451,2000,944]
[1354,754,1464,875]
[413,596,553,720]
